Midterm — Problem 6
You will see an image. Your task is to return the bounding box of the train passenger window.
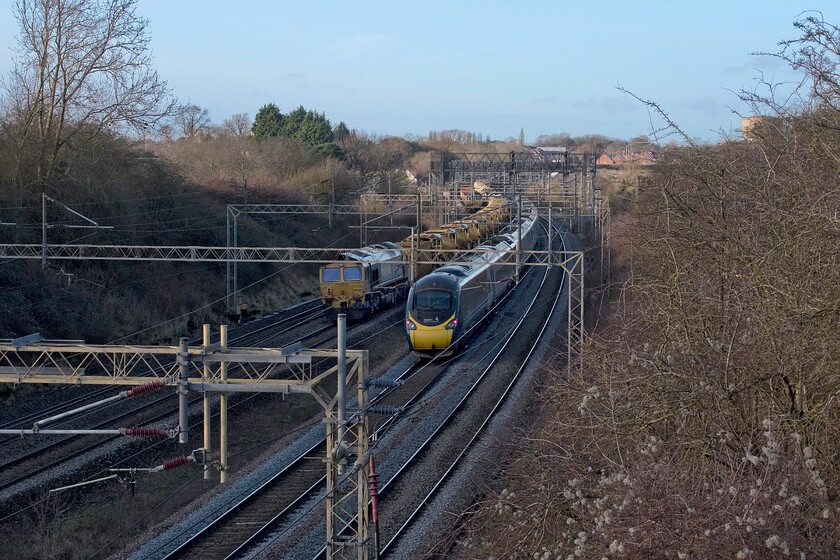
[343,266,362,281]
[322,268,340,282]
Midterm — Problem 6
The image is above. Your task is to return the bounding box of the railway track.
[308,223,567,560]
[0,299,329,498]
[153,345,440,560]
[2,216,572,560]
[380,234,569,558]
[139,220,567,560]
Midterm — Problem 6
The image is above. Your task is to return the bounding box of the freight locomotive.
[319,242,409,321]
[319,184,512,320]
[404,202,539,357]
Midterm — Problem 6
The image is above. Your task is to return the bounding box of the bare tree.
[776,15,840,113]
[175,103,211,138]
[222,112,251,137]
[155,123,175,142]
[2,0,176,189]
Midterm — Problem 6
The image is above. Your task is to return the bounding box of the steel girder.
[0,336,371,559]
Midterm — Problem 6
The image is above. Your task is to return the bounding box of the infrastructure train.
[319,183,512,321]
[459,179,492,207]
[404,201,539,357]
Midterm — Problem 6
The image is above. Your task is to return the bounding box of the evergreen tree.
[251,103,336,150]
[251,103,284,138]
[283,105,308,138]
[334,121,350,142]
[296,111,334,145]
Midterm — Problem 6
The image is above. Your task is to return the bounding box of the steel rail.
[381,225,567,556]
[160,303,473,559]
[0,298,324,435]
[157,357,431,560]
[0,300,328,494]
[307,218,561,559]
[147,218,558,560]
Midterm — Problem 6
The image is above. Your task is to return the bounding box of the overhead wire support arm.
[2,323,372,558]
[349,203,415,229]
[41,192,115,269]
[27,381,165,430]
[0,427,173,437]
[42,193,114,229]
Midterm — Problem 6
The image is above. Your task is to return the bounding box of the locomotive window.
[413,289,454,312]
[344,266,362,281]
[322,268,340,282]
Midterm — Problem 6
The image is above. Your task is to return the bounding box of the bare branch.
[2,0,176,188]
[617,84,697,147]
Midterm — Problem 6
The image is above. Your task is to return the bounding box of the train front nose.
[408,320,453,350]
[406,275,459,353]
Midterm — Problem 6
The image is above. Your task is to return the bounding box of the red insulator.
[161,456,190,470]
[126,380,165,397]
[125,427,165,437]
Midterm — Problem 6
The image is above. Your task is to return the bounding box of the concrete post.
[220,325,229,483]
[516,196,522,284]
[177,337,189,444]
[202,324,211,480]
[337,314,347,475]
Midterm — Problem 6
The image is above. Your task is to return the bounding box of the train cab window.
[322,268,340,282]
[412,289,455,325]
[343,266,362,281]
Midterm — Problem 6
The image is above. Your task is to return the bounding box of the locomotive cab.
[320,263,366,319]
[405,273,461,356]
[320,242,408,321]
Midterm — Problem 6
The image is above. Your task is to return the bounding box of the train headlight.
[445,319,458,330]
[406,319,417,330]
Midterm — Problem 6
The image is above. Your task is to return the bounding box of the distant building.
[596,151,657,166]
[597,153,615,166]
[526,146,567,163]
[741,116,784,142]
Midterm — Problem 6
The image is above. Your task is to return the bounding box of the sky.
[1,0,840,144]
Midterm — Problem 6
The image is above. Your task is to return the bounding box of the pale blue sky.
[2,0,839,143]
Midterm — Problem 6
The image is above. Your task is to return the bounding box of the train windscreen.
[344,266,362,281]
[322,268,340,282]
[411,289,455,325]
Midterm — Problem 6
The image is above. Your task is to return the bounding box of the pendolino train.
[319,183,512,321]
[404,202,539,357]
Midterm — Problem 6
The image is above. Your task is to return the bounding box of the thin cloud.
[724,55,787,74]
[379,44,516,72]
[676,97,725,118]
[572,96,637,114]
[330,33,390,56]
